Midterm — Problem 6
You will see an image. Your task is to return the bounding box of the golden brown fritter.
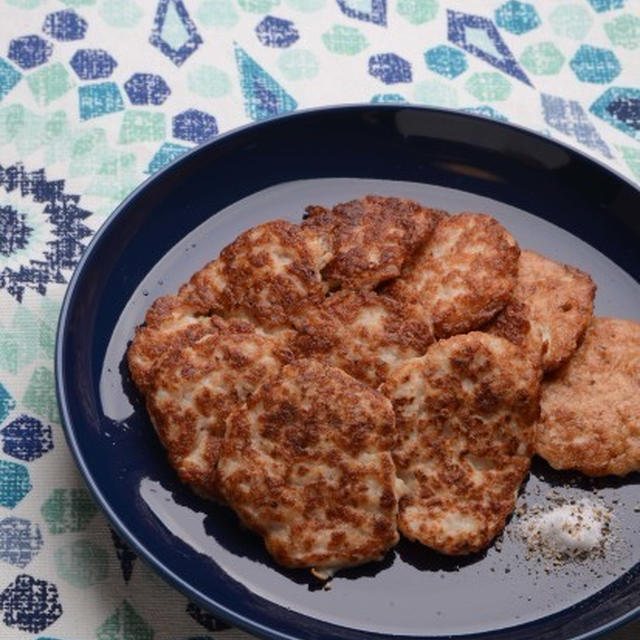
[128,219,330,392]
[291,290,434,387]
[185,219,332,330]
[487,250,595,371]
[535,317,640,477]
[382,333,540,555]
[217,359,400,572]
[145,325,294,499]
[387,213,519,338]
[302,195,446,290]
[127,283,218,394]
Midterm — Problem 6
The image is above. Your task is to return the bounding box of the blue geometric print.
[494,1,540,35]
[425,45,468,79]
[8,36,53,70]
[1,415,54,461]
[0,574,63,632]
[173,109,218,144]
[590,87,640,141]
[150,0,203,66]
[336,0,386,26]
[0,58,22,101]
[371,93,407,103]
[146,142,191,174]
[0,383,16,423]
[110,527,137,583]
[78,82,124,119]
[124,73,171,105]
[0,164,92,301]
[570,45,621,84]
[42,10,87,41]
[542,93,613,157]
[255,16,300,48]
[235,45,297,121]
[587,0,625,12]
[462,105,508,122]
[0,460,31,509]
[368,53,412,84]
[70,49,117,80]
[447,10,532,86]
[0,206,32,258]
[0,518,44,568]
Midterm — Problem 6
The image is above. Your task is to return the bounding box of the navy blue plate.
[56,106,640,640]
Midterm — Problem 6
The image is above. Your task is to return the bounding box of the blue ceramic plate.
[56,106,640,640]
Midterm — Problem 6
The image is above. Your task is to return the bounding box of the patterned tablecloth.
[0,0,639,638]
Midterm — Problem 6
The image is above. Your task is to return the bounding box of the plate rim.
[55,103,640,640]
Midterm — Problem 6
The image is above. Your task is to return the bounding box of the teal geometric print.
[0,1,638,639]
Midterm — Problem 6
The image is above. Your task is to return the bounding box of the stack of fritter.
[127,195,640,575]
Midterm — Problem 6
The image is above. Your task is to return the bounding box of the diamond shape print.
[590,87,640,141]
[542,93,613,157]
[235,45,297,121]
[447,9,532,86]
[150,0,203,66]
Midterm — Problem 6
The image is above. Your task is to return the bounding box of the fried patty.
[535,317,640,477]
[291,290,434,387]
[487,250,595,371]
[387,213,519,338]
[217,358,400,571]
[127,283,218,394]
[128,219,331,392]
[185,219,332,330]
[382,333,540,555]
[303,195,445,290]
[145,326,294,499]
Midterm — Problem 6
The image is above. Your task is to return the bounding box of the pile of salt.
[519,498,612,562]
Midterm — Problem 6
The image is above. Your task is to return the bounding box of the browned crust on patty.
[184,219,331,330]
[535,317,640,477]
[387,213,519,338]
[145,326,294,499]
[382,332,540,555]
[218,358,399,570]
[127,283,220,394]
[291,290,434,387]
[128,219,330,393]
[487,250,595,371]
[303,195,446,290]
